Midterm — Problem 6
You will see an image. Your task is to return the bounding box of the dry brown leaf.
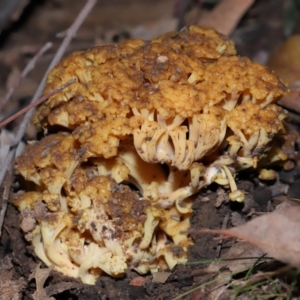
[268,35,300,86]
[0,256,26,300]
[191,201,300,266]
[189,242,265,300]
[131,17,177,40]
[231,212,246,227]
[197,0,255,36]
[208,241,265,273]
[29,264,54,300]
[44,282,79,298]
[129,276,147,287]
[204,285,233,300]
[278,90,300,113]
[268,35,300,112]
[152,272,172,283]
[199,272,232,300]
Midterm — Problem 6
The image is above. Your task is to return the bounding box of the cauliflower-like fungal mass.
[15,26,289,284]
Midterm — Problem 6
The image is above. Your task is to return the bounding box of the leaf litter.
[197,0,255,35]
[1,0,300,299]
[190,200,300,267]
[0,256,26,300]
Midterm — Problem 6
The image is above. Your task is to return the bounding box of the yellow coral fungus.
[14,26,289,285]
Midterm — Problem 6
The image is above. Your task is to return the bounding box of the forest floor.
[0,0,300,299]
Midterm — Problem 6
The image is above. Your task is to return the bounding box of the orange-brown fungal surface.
[14,26,289,284]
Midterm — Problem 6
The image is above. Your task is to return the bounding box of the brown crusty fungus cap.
[14,26,289,284]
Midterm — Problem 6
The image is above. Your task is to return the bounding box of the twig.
[176,0,194,31]
[0,149,15,194]
[0,42,53,111]
[0,0,97,187]
[15,0,97,145]
[0,78,76,129]
[49,0,97,69]
[236,264,294,289]
[215,213,230,258]
[0,154,14,238]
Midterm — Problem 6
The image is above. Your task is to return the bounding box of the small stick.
[15,0,97,144]
[0,77,76,129]
[0,150,15,196]
[215,213,230,258]
[50,0,98,68]
[0,154,14,238]
[176,0,193,31]
[0,42,53,111]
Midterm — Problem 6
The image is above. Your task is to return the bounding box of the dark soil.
[2,178,295,299]
[0,0,300,299]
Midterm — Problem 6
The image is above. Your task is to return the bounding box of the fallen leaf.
[268,35,300,86]
[231,212,246,227]
[191,201,300,266]
[208,241,265,273]
[267,35,300,113]
[197,0,255,36]
[129,276,147,287]
[278,90,300,113]
[204,285,233,300]
[214,188,229,208]
[44,282,79,298]
[152,271,172,283]
[190,288,205,300]
[0,256,26,300]
[131,17,177,40]
[202,272,232,300]
[29,264,54,300]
